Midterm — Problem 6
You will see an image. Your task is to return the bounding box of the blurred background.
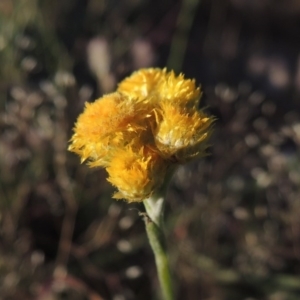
[1,0,300,299]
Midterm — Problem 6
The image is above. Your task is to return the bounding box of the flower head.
[68,92,150,167]
[154,102,214,161]
[107,146,166,202]
[69,68,214,202]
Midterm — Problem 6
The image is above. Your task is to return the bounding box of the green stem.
[144,194,165,228]
[144,195,174,300]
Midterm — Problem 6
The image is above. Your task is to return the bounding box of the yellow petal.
[157,70,201,107]
[118,68,167,98]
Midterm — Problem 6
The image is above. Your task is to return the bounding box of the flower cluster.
[69,68,214,202]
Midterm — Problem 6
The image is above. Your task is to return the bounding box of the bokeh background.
[1,0,300,299]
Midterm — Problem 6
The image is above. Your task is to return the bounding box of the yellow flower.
[107,146,166,202]
[69,68,214,202]
[68,92,150,167]
[118,68,201,107]
[154,102,214,161]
